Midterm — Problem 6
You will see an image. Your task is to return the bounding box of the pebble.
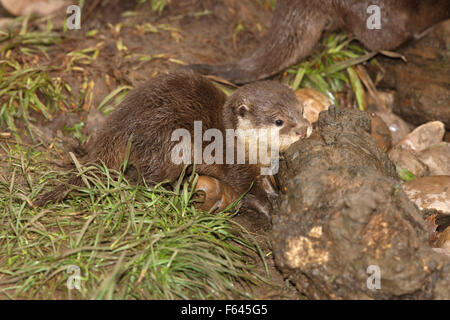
[403,176,450,214]
[295,88,331,124]
[417,143,450,176]
[394,121,445,153]
[1,0,67,16]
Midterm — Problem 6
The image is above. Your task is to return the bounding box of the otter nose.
[295,123,312,139]
[296,129,307,138]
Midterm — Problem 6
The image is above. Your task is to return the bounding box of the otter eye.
[275,120,284,127]
[238,105,248,117]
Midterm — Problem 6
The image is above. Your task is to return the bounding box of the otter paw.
[193,176,240,212]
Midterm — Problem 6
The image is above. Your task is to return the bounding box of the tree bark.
[272,106,450,299]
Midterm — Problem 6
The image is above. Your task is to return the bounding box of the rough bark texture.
[272,106,450,299]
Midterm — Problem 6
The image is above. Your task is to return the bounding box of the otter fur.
[35,71,311,216]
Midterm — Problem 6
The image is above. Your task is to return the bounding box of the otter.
[185,0,450,84]
[35,71,312,216]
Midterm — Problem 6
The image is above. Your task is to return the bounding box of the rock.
[295,88,331,124]
[1,0,67,17]
[365,90,396,112]
[395,121,445,152]
[273,106,450,299]
[377,20,450,129]
[369,112,392,152]
[433,247,450,257]
[436,226,450,252]
[374,110,411,146]
[366,90,411,146]
[387,122,448,177]
[388,147,429,177]
[417,143,450,176]
[403,176,450,214]
[445,131,450,143]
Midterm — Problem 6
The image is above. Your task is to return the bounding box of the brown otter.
[185,0,450,84]
[35,71,312,216]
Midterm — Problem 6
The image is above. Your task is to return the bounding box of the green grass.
[0,17,73,143]
[282,33,380,110]
[0,60,71,142]
[0,15,269,297]
[396,167,417,182]
[0,15,62,55]
[0,143,267,299]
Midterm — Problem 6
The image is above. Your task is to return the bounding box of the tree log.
[272,106,450,299]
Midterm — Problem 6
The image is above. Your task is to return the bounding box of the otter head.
[223,81,312,152]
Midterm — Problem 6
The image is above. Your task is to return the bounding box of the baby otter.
[35,71,311,216]
[185,0,450,84]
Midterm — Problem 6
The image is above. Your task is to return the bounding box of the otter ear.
[237,104,249,117]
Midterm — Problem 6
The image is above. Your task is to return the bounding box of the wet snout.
[295,119,312,139]
[278,117,313,151]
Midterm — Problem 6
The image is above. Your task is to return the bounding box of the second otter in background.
[185,0,450,84]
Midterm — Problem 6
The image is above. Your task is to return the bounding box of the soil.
[55,0,272,106]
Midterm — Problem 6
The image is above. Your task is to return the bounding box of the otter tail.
[34,175,84,207]
[182,1,326,84]
[180,63,254,84]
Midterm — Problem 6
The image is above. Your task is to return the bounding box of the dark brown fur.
[185,0,450,84]
[35,71,310,216]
